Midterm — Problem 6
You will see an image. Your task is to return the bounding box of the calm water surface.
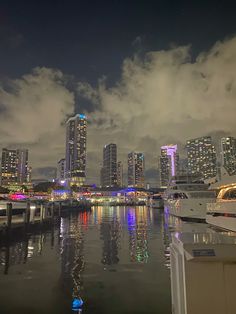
[0,206,174,314]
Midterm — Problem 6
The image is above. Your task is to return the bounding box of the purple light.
[161,144,177,176]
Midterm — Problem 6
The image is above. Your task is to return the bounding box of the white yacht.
[206,175,236,232]
[164,179,216,220]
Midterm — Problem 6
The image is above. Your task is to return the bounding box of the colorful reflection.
[127,207,149,263]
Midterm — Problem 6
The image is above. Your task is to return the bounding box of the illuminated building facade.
[101,143,117,187]
[220,136,236,175]
[186,136,217,179]
[117,161,123,187]
[1,148,30,186]
[128,152,145,188]
[1,149,18,185]
[17,149,29,184]
[65,114,87,186]
[159,145,179,188]
[57,158,66,182]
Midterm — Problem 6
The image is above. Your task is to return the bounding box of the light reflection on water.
[0,206,174,314]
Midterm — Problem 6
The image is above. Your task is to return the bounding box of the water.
[0,206,173,314]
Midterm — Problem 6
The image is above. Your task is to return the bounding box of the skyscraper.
[128,152,145,188]
[117,161,123,187]
[220,136,236,175]
[186,136,217,179]
[65,114,87,186]
[159,145,179,188]
[1,148,29,186]
[1,149,18,186]
[57,158,66,182]
[101,143,117,187]
[17,149,29,184]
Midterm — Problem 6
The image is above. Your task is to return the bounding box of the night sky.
[0,0,236,184]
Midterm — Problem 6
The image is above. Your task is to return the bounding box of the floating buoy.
[72,298,84,311]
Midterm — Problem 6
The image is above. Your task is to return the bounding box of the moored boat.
[164,178,216,220]
[206,181,236,232]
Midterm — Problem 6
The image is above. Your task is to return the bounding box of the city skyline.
[1,125,236,187]
[0,2,235,185]
[1,119,236,188]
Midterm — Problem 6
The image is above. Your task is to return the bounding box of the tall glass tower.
[128,152,145,188]
[159,144,179,188]
[65,114,87,186]
[1,148,29,186]
[186,136,217,179]
[220,136,236,175]
[100,143,117,187]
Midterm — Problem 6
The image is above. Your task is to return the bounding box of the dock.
[0,201,91,237]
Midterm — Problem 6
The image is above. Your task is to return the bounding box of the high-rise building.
[117,161,123,187]
[159,145,179,188]
[101,144,117,187]
[1,149,18,186]
[17,149,29,184]
[186,136,217,179]
[1,148,29,186]
[220,137,236,175]
[57,158,66,182]
[128,152,145,188]
[65,114,87,186]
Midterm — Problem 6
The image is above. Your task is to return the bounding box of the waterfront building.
[128,152,145,188]
[101,143,117,187]
[117,161,123,187]
[159,145,179,188]
[1,148,30,186]
[186,136,217,179]
[65,114,87,187]
[57,158,66,182]
[220,136,236,175]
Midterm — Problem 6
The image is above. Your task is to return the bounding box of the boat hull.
[165,198,214,220]
[206,201,236,232]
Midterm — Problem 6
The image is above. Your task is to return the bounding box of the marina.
[0,2,235,313]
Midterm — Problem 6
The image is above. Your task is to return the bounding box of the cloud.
[0,67,74,176]
[1,36,236,185]
[79,36,236,185]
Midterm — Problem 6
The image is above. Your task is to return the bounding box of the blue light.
[79,114,86,119]
[127,208,136,230]
[122,187,135,193]
[72,298,83,311]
